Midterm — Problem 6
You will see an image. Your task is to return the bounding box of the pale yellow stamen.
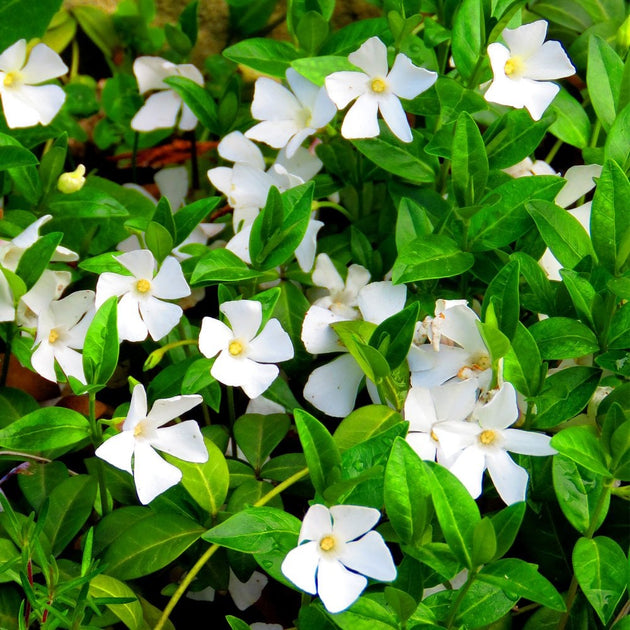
[479,430,497,446]
[430,429,439,443]
[48,329,60,344]
[229,340,244,356]
[134,419,148,438]
[319,535,336,551]
[136,279,151,293]
[370,78,387,93]
[504,57,523,77]
[3,71,21,87]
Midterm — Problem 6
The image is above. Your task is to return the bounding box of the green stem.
[589,119,601,148]
[88,392,109,517]
[312,200,353,221]
[154,467,309,630]
[544,138,563,165]
[70,39,80,81]
[445,570,477,628]
[557,482,613,630]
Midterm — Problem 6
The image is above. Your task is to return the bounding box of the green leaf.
[587,36,624,131]
[605,101,630,170]
[14,232,63,291]
[291,55,358,86]
[294,409,341,495]
[573,536,628,624]
[451,0,486,80]
[334,405,403,452]
[333,595,399,629]
[478,558,566,611]
[17,461,68,511]
[234,413,290,471]
[469,176,564,251]
[472,517,497,566]
[102,513,205,579]
[527,200,595,271]
[223,39,299,77]
[384,438,431,547]
[529,318,599,360]
[0,133,41,203]
[490,502,526,560]
[0,145,38,171]
[560,269,597,328]
[173,197,221,247]
[591,160,630,275]
[395,197,433,251]
[456,580,517,627]
[370,303,419,370]
[553,455,610,535]
[89,574,143,630]
[172,437,229,518]
[331,321,388,383]
[452,112,488,207]
[0,0,63,51]
[549,88,591,148]
[424,460,480,569]
[532,366,601,429]
[352,126,437,184]
[392,234,474,283]
[296,11,329,54]
[0,407,90,452]
[163,76,218,134]
[503,322,544,397]
[320,17,389,56]
[83,296,119,388]
[225,616,251,630]
[551,426,610,477]
[481,259,520,340]
[191,248,267,285]
[203,506,300,553]
[47,186,129,220]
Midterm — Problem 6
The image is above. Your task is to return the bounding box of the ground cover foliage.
[0,0,628,628]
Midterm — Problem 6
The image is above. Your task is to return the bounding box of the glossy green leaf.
[334,405,403,452]
[223,38,299,77]
[503,323,544,397]
[89,574,143,630]
[83,296,119,388]
[587,36,624,131]
[481,259,520,340]
[529,318,599,360]
[490,502,526,560]
[451,0,486,80]
[452,112,488,207]
[191,249,267,284]
[234,413,290,471]
[14,232,63,291]
[551,426,610,477]
[0,0,63,51]
[549,88,591,148]
[370,303,419,370]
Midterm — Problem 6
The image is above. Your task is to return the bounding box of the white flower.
[95,250,190,342]
[0,39,67,128]
[325,36,437,142]
[31,290,94,384]
[95,384,207,504]
[198,299,294,398]
[281,504,396,613]
[246,68,336,158]
[187,569,268,611]
[0,271,13,322]
[131,56,204,131]
[503,157,556,178]
[17,269,72,328]
[484,20,575,121]
[434,382,556,505]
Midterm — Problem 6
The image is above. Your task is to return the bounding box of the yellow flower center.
[430,429,439,443]
[48,329,60,344]
[479,429,497,445]
[3,71,21,88]
[504,57,523,77]
[457,353,491,379]
[133,419,149,438]
[370,78,387,93]
[319,535,336,551]
[136,279,151,293]
[228,340,244,356]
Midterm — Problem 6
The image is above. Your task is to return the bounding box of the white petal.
[440,304,484,352]
[30,342,57,382]
[198,316,233,358]
[339,531,396,581]
[133,441,183,504]
[221,299,262,341]
[475,383,518,430]
[486,450,529,505]
[406,432,438,461]
[131,90,182,131]
[274,145,322,182]
[317,558,367,613]
[556,164,601,208]
[139,296,182,341]
[409,345,471,388]
[150,256,190,299]
[0,40,26,73]
[341,94,380,139]
[150,421,208,463]
[502,21,548,59]
[432,420,480,460]
[345,264,371,297]
[21,271,71,318]
[207,165,234,197]
[432,379,478,422]
[522,80,559,121]
[539,248,562,281]
[245,119,301,150]
[330,505,380,542]
[229,570,268,611]
[123,384,148,431]
[1,84,65,127]
[302,305,346,354]
[118,249,156,280]
[358,281,405,325]
[285,127,317,159]
[248,319,294,363]
[212,353,278,399]
[502,429,555,456]
[303,354,364,418]
[287,67,320,108]
[225,225,252,264]
[448,445,487,499]
[117,292,147,342]
[218,131,265,169]
[133,56,174,92]
[250,76,301,121]
[177,63,204,86]
[325,71,369,109]
[147,394,203,428]
[295,219,323,272]
[53,346,86,383]
[404,387,438,431]
[177,102,198,131]
[95,431,136,474]
[155,166,188,209]
[387,54,437,100]
[281,541,319,594]
[312,253,344,293]
[524,41,575,80]
[310,87,337,128]
[378,92,412,142]
[20,44,68,83]
[300,504,333,542]
[95,271,134,307]
[348,37,388,78]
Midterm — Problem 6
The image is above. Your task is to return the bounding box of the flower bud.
[57,164,86,194]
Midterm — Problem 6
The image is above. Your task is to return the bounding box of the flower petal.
[221,299,262,341]
[556,164,601,208]
[325,71,369,109]
[133,440,182,504]
[295,218,323,272]
[30,342,57,382]
[131,90,182,131]
[330,504,380,542]
[228,569,268,611]
[300,504,333,542]
[406,432,438,461]
[139,296,182,341]
[302,305,346,354]
[339,531,396,581]
[0,40,26,73]
[20,43,68,83]
[151,256,190,299]
[133,56,174,92]
[502,428,555,456]
[245,119,302,150]
[378,92,412,142]
[199,316,233,358]
[212,353,278,399]
[95,431,136,474]
[358,281,405,324]
[117,292,147,342]
[1,84,65,127]
[448,445,487,499]
[123,384,149,431]
[341,93,380,139]
[248,319,293,363]
[53,345,86,383]
[287,67,320,108]
[117,249,156,280]
[218,131,265,169]
[387,54,437,100]
[404,387,438,431]
[177,102,198,131]
[502,20,548,59]
[147,394,203,428]
[251,76,302,121]
[348,37,388,78]
[95,271,134,307]
[312,253,345,293]
[475,383,518,430]
[281,541,319,594]
[150,420,208,463]
[154,166,188,209]
[525,40,575,80]
[486,449,529,505]
[317,558,367,613]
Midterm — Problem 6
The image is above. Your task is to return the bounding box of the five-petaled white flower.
[434,382,556,505]
[0,39,68,128]
[31,290,94,384]
[131,56,204,131]
[95,249,190,342]
[95,384,207,504]
[281,504,396,613]
[484,20,575,121]
[325,36,437,142]
[246,68,336,158]
[198,299,294,398]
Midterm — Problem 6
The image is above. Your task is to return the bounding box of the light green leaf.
[89,574,143,630]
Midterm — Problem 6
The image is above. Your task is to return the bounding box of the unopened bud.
[57,164,86,194]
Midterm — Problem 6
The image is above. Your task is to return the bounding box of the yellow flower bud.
[57,164,86,194]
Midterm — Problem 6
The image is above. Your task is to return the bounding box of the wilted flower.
[281,504,396,613]
[0,39,68,128]
[484,20,575,121]
[325,36,437,142]
[95,384,207,504]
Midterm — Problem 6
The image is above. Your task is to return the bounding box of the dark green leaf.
[223,39,299,77]
[529,318,599,360]
[83,296,119,388]
[452,112,488,207]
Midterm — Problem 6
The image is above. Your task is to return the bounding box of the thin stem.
[544,138,563,164]
[589,119,601,148]
[88,392,109,517]
[70,39,80,81]
[312,200,353,221]
[445,570,476,628]
[154,467,309,630]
